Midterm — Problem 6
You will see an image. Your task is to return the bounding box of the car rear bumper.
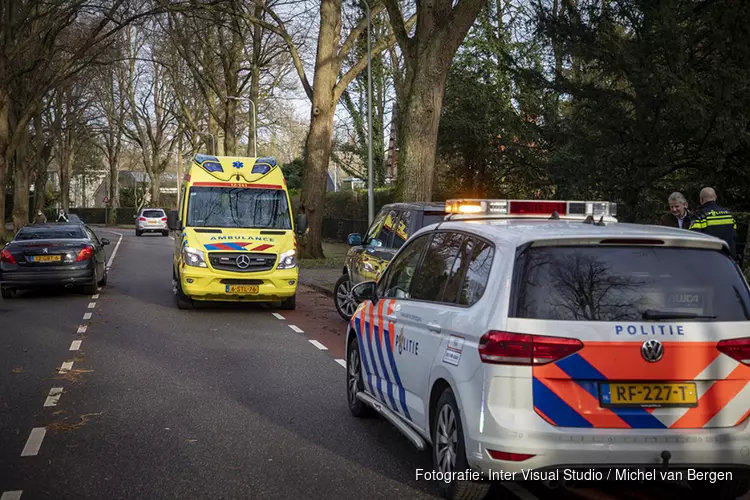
[0,268,95,289]
[179,265,298,302]
[137,224,167,231]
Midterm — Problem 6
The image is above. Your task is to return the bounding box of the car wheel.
[98,269,108,287]
[136,229,142,236]
[346,337,376,418]
[280,294,296,310]
[173,275,193,310]
[1,288,14,299]
[334,274,357,321]
[162,230,169,237]
[433,388,491,500]
[691,475,750,500]
[83,282,99,295]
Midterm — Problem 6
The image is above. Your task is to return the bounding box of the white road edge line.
[83,313,92,320]
[288,325,304,333]
[169,235,175,241]
[335,359,346,368]
[43,388,63,407]
[70,340,82,351]
[88,302,96,309]
[91,294,99,299]
[99,230,124,269]
[309,339,328,350]
[21,428,46,456]
[272,313,285,320]
[77,325,87,334]
[501,482,542,500]
[1,491,23,500]
[60,361,74,373]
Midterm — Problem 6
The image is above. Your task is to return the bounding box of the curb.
[301,282,334,297]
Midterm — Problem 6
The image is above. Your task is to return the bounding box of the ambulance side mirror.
[295,214,308,236]
[167,210,179,231]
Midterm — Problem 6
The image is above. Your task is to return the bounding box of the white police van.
[344,199,750,500]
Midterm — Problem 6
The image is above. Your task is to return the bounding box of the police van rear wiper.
[642,309,717,320]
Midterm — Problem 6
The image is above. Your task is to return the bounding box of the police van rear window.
[512,246,750,322]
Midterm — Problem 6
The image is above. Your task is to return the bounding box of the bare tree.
[383,0,487,202]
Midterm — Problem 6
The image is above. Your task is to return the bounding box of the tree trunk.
[395,65,448,201]
[224,96,237,155]
[108,152,119,225]
[12,164,31,233]
[61,131,75,211]
[249,4,262,158]
[298,0,342,259]
[0,91,8,241]
[151,173,161,207]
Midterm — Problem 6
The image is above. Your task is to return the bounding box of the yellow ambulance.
[167,154,305,310]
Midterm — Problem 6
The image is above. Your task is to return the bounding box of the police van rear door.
[505,242,750,430]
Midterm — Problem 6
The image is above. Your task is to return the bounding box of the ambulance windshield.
[186,186,292,229]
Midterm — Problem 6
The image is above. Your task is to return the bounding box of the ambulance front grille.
[208,252,277,272]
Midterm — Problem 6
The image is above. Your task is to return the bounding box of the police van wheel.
[690,475,750,499]
[433,389,491,500]
[347,338,376,418]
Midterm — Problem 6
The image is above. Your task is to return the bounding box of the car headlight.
[182,246,207,268]
[277,249,297,269]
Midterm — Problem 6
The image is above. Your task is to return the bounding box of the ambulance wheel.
[432,389,491,500]
[334,274,356,321]
[174,274,193,310]
[280,294,296,310]
[690,475,750,499]
[346,337,376,418]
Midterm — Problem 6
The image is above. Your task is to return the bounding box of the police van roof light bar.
[445,199,617,221]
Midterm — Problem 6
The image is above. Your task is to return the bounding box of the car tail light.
[161,217,168,221]
[76,246,94,262]
[487,450,535,461]
[0,249,16,264]
[478,331,583,365]
[717,337,750,365]
[139,217,147,221]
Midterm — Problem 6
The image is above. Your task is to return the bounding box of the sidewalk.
[298,268,342,297]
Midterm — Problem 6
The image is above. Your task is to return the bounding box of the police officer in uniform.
[690,187,738,259]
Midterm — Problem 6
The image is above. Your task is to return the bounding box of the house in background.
[93,171,179,208]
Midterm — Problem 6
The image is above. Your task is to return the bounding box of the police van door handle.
[386,314,398,323]
[427,321,441,333]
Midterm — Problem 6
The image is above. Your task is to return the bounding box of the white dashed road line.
[83,313,92,320]
[309,339,328,350]
[288,325,304,333]
[77,325,87,334]
[272,313,285,320]
[91,293,99,299]
[21,428,46,456]
[88,302,96,309]
[60,361,74,373]
[335,359,346,368]
[1,491,23,500]
[70,340,82,351]
[43,388,63,407]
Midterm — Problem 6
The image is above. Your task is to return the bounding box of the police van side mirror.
[295,214,308,236]
[167,210,179,231]
[352,281,378,304]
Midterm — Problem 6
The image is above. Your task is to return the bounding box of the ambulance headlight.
[277,249,297,270]
[182,246,207,268]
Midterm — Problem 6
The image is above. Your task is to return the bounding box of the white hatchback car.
[136,208,169,237]
[345,199,750,500]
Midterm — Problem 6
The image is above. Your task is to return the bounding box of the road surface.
[0,231,739,499]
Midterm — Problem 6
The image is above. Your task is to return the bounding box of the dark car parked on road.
[333,202,446,321]
[0,223,109,298]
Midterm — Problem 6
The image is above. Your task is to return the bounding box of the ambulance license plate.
[226,285,259,294]
[601,382,698,407]
[30,255,61,262]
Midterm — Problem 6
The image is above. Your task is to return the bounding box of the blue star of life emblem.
[232,161,243,169]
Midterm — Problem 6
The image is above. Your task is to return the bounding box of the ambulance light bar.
[445,199,617,219]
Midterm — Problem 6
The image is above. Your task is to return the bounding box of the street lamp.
[362,0,374,225]
[227,95,257,157]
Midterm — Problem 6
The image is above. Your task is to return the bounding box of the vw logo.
[641,339,664,363]
[236,254,251,269]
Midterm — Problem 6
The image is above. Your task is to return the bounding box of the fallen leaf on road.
[55,368,94,383]
[11,367,23,374]
[48,412,102,432]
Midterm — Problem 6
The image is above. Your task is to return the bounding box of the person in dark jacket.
[690,187,738,258]
[658,192,692,229]
[33,210,47,224]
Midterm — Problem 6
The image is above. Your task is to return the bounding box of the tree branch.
[382,0,413,58]
[338,2,385,63]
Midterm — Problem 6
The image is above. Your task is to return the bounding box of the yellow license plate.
[149,219,158,224]
[226,285,259,294]
[602,382,698,407]
[32,255,61,262]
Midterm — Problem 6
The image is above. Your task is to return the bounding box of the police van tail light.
[717,337,750,365]
[478,331,583,366]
